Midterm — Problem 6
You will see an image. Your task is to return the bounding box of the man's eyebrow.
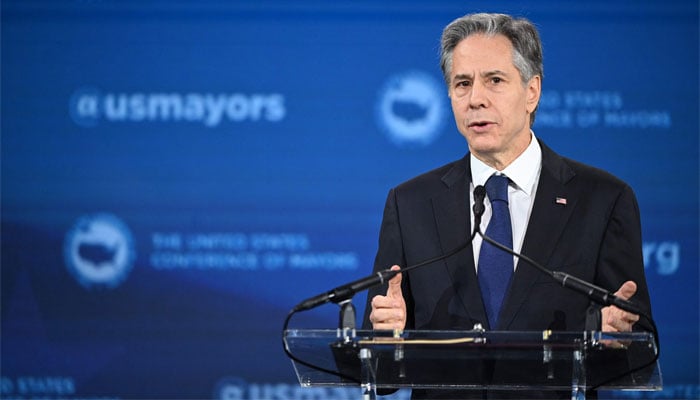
[481,69,509,77]
[452,70,510,82]
[453,73,473,81]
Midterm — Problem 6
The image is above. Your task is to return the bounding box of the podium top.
[284,329,661,392]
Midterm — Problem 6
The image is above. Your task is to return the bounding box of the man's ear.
[526,75,541,114]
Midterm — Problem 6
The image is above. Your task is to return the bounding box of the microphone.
[551,271,643,315]
[293,269,400,312]
[472,185,486,235]
[293,185,488,313]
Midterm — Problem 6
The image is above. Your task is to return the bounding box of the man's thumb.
[615,280,637,301]
[387,265,403,298]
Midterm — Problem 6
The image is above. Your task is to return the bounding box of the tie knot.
[486,174,509,203]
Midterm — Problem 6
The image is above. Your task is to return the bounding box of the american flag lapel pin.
[556,197,567,205]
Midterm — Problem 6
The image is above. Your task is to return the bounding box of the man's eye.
[456,81,471,88]
[491,77,503,84]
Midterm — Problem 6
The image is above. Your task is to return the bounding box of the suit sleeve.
[361,188,415,330]
[591,183,653,330]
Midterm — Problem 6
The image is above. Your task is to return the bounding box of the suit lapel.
[498,141,578,329]
[431,157,488,327]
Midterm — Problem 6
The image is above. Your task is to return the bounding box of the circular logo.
[64,213,135,289]
[376,70,446,147]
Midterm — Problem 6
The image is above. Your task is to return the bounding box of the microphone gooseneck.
[475,215,643,315]
[292,185,489,313]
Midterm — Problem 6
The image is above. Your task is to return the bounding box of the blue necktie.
[478,174,513,329]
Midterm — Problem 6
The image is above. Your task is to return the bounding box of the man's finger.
[602,280,641,333]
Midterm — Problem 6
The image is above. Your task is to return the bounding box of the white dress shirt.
[470,133,542,272]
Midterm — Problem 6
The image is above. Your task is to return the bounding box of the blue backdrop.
[2,1,698,399]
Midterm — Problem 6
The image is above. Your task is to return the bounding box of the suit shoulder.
[540,139,629,190]
[562,156,634,196]
[392,157,467,198]
[564,157,625,184]
[539,140,636,201]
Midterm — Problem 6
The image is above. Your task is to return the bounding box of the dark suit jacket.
[362,139,652,399]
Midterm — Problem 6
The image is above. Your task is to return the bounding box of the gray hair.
[440,13,543,125]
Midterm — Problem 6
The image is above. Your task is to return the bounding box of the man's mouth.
[468,120,493,128]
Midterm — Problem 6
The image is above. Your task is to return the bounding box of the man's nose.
[469,81,488,109]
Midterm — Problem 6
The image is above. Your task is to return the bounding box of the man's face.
[448,34,541,169]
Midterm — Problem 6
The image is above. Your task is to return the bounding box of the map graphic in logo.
[376,70,446,146]
[64,213,135,289]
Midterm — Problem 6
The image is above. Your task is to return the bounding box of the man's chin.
[467,141,501,157]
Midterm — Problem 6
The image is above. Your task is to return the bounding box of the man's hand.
[369,265,406,330]
[601,280,640,332]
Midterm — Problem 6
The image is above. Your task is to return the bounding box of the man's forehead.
[451,35,517,72]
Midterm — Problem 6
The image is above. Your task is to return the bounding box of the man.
[362,13,652,399]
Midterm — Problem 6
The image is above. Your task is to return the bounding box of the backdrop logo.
[64,213,135,289]
[69,87,286,127]
[376,70,446,146]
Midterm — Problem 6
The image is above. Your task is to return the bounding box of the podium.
[284,328,661,400]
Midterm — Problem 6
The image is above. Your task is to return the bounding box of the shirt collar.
[470,131,542,196]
